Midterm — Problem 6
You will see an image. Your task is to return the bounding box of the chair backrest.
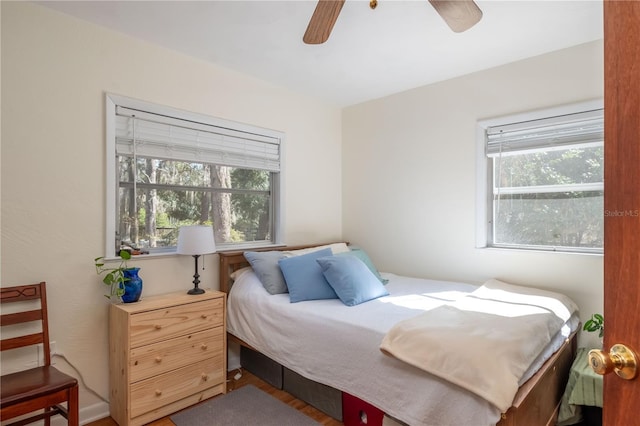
[1,282,52,366]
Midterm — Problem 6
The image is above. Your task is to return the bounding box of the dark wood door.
[603,1,640,424]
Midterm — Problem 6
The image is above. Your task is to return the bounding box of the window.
[105,94,283,257]
[478,104,604,253]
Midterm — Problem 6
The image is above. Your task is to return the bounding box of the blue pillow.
[278,248,338,303]
[244,251,288,294]
[316,255,389,306]
[337,247,388,284]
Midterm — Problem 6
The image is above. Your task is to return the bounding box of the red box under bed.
[342,392,385,426]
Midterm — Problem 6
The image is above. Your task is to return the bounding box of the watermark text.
[604,209,640,217]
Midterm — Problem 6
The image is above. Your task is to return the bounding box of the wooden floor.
[87,369,343,426]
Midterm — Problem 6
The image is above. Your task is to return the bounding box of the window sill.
[476,245,603,256]
[102,242,285,262]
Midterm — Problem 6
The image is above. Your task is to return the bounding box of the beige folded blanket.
[380,278,578,412]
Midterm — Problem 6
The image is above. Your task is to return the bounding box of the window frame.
[105,93,284,258]
[476,100,604,254]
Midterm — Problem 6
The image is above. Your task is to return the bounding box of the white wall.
[2,1,605,422]
[0,2,342,422]
[342,40,604,348]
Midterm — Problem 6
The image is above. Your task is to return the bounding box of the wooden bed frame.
[218,244,577,426]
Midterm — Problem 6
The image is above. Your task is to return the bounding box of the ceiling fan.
[303,0,483,45]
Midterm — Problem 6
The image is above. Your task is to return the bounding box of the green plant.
[583,313,604,338]
[94,250,133,299]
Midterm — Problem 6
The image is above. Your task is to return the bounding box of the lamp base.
[188,254,206,295]
[187,287,205,295]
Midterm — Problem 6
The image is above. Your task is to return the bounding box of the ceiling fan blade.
[428,0,482,33]
[303,0,346,44]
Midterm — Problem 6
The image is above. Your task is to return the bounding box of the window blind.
[115,106,281,172]
[486,109,604,156]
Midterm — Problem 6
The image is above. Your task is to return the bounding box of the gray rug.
[170,385,320,426]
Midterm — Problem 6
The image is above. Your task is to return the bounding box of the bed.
[219,243,578,426]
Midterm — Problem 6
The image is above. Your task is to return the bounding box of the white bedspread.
[227,271,579,426]
[380,279,578,412]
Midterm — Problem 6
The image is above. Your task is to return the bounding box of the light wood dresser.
[109,289,226,426]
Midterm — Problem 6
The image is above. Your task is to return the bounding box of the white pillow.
[230,266,252,281]
[283,242,349,257]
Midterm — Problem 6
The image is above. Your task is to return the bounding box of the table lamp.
[177,225,216,295]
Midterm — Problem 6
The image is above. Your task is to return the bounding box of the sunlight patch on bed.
[379,291,468,310]
[466,285,575,321]
[453,297,556,318]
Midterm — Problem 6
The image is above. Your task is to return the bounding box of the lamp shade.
[176,225,216,255]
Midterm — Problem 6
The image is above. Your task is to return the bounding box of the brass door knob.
[588,344,638,380]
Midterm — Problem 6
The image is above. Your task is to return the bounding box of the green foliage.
[117,157,273,249]
[498,147,603,187]
[583,313,604,338]
[231,169,271,240]
[94,250,132,300]
[494,146,604,248]
[229,228,244,242]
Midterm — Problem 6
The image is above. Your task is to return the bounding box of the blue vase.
[122,267,143,303]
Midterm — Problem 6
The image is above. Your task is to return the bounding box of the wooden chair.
[1,282,79,426]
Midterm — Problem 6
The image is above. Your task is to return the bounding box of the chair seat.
[0,366,78,407]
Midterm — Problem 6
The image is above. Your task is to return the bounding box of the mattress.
[226,270,579,426]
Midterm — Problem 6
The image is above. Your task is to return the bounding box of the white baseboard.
[49,401,110,426]
[79,401,111,425]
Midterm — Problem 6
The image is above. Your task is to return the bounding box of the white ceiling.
[38,0,603,107]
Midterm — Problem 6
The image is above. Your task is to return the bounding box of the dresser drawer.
[130,326,224,383]
[130,356,225,418]
[130,298,224,348]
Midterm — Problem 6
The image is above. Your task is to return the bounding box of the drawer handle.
[201,344,208,350]
[155,356,162,363]
[155,390,162,396]
[201,314,208,319]
[155,324,162,330]
[201,373,208,381]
